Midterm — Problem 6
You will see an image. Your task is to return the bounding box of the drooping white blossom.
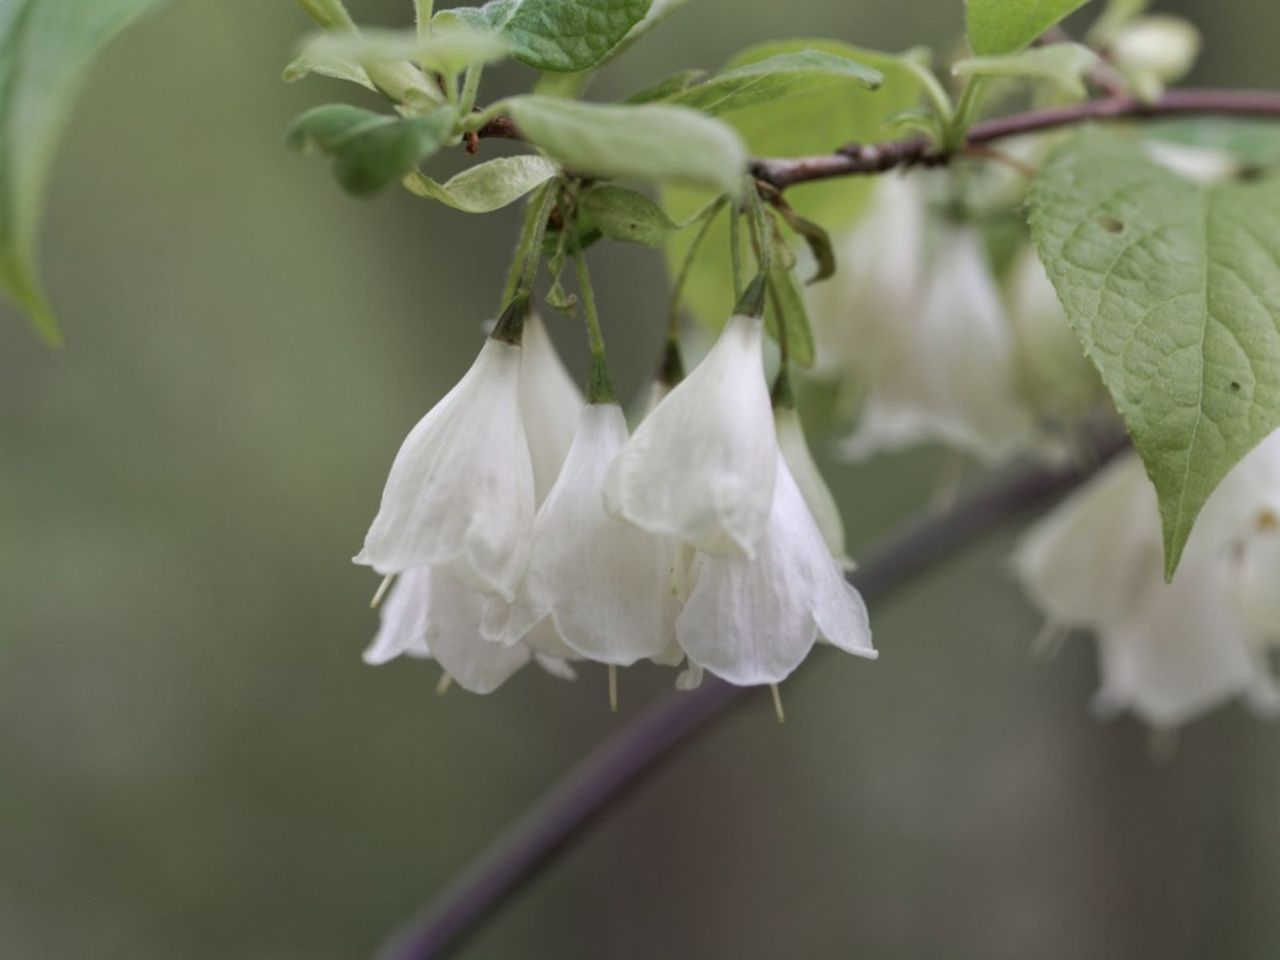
[487,403,681,665]
[1013,442,1280,730]
[807,172,926,382]
[364,567,575,694]
[841,225,1033,463]
[675,450,875,686]
[355,335,534,600]
[1005,245,1100,421]
[774,403,853,569]
[520,313,584,504]
[604,313,776,558]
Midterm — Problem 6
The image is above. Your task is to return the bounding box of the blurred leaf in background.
[0,0,170,345]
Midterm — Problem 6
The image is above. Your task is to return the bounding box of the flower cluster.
[1013,433,1280,731]
[357,296,874,695]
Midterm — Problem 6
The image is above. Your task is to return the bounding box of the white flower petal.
[1012,453,1160,629]
[604,315,776,558]
[842,226,1033,462]
[1094,554,1279,729]
[363,569,431,665]
[775,405,852,569]
[355,339,535,599]
[504,405,680,664]
[1006,245,1100,418]
[520,314,584,505]
[676,452,873,685]
[423,568,531,695]
[807,173,925,381]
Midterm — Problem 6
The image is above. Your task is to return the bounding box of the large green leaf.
[0,0,170,345]
[669,49,882,115]
[503,95,745,196]
[663,40,925,328]
[966,0,1094,55]
[439,0,652,73]
[286,103,458,196]
[1029,128,1280,577]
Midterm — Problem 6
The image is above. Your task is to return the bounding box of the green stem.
[728,208,743,302]
[947,77,991,152]
[414,0,434,36]
[744,181,772,277]
[459,65,483,116]
[502,183,557,305]
[666,195,727,340]
[572,248,615,404]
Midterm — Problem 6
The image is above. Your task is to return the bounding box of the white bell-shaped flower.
[355,317,535,600]
[520,313,583,504]
[487,403,681,665]
[675,450,876,686]
[603,309,776,558]
[841,225,1033,463]
[1109,15,1201,101]
[1093,553,1280,730]
[807,173,925,382]
[1012,454,1158,630]
[1006,246,1100,420]
[774,402,853,570]
[363,568,575,695]
[1013,445,1280,729]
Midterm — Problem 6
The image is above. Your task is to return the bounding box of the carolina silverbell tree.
[6,0,1280,954]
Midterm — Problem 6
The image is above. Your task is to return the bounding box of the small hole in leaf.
[1231,381,1242,392]
[1095,214,1125,233]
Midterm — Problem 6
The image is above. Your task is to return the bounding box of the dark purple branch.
[752,89,1280,187]
[372,427,1128,960]
[478,89,1280,191]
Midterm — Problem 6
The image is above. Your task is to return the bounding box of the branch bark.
[478,89,1280,191]
[372,427,1128,960]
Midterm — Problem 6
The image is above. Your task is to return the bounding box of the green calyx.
[490,295,529,344]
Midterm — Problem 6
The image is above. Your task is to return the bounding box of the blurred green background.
[3,1,1280,957]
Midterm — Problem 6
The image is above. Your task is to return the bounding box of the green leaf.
[437,0,652,73]
[286,103,458,195]
[404,155,559,212]
[953,42,1099,99]
[766,262,816,368]
[966,0,1094,55]
[502,95,746,196]
[1029,128,1280,577]
[625,68,707,105]
[580,185,678,246]
[669,49,882,115]
[0,0,170,345]
[299,25,512,78]
[663,40,926,328]
[283,48,377,92]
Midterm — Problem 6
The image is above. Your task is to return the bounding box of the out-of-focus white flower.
[362,568,575,694]
[1006,246,1101,421]
[520,313,583,504]
[774,403,853,569]
[1109,15,1201,101]
[675,451,875,686]
[841,225,1032,463]
[487,403,681,665]
[604,312,776,558]
[1093,553,1280,729]
[807,173,926,382]
[355,330,534,600]
[1013,440,1280,730]
[1145,141,1239,184]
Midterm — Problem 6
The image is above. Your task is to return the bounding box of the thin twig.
[477,88,1280,191]
[372,427,1129,960]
